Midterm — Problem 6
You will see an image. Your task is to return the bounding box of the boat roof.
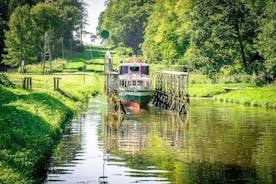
[124,57,144,63]
[120,57,149,66]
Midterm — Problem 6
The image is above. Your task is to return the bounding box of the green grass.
[0,86,75,183]
[214,84,276,109]
[0,72,104,183]
[7,73,103,102]
[188,83,253,97]
[0,46,106,183]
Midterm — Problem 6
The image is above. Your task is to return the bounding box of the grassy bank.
[0,73,103,183]
[214,85,276,108]
[0,85,75,183]
[188,73,276,109]
[0,72,104,183]
[0,46,105,183]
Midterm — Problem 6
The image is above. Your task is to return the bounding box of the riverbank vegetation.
[0,48,104,183]
[97,0,275,108]
[0,72,103,183]
[98,0,275,84]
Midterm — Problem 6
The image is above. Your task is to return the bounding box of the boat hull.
[119,90,153,113]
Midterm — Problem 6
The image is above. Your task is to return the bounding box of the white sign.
[21,60,25,66]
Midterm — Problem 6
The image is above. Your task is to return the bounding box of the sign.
[21,60,25,66]
[101,30,109,39]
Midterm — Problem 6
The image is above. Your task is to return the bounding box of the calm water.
[45,97,276,184]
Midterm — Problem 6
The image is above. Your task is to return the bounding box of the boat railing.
[119,75,151,89]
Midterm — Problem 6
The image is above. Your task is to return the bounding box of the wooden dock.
[152,71,189,114]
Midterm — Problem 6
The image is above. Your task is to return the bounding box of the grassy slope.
[0,48,105,183]
[188,73,276,108]
[214,85,276,108]
[0,86,75,183]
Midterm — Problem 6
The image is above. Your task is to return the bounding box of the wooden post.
[23,77,32,91]
[53,77,61,90]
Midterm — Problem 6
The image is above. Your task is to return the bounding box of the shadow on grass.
[0,86,18,105]
[0,87,74,182]
[0,106,57,182]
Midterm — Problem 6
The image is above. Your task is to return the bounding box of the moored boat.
[118,57,154,113]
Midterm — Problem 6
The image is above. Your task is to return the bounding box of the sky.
[83,0,106,44]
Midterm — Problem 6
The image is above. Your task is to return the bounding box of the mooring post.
[23,77,32,91]
[53,77,62,90]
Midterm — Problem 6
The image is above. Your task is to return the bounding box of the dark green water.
[45,97,276,184]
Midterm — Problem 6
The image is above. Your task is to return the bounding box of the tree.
[255,0,276,81]
[0,0,8,66]
[97,0,156,53]
[191,0,259,76]
[2,5,39,67]
[31,3,61,73]
[142,0,193,63]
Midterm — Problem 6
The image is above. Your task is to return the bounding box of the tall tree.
[0,0,9,65]
[142,0,193,63]
[31,3,61,73]
[98,0,156,53]
[191,0,259,76]
[255,0,276,81]
[2,5,39,67]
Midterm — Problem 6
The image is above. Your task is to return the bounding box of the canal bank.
[189,83,276,109]
[0,74,102,183]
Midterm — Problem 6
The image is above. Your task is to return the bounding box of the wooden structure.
[23,77,32,91]
[104,71,126,113]
[152,71,189,114]
[53,77,62,90]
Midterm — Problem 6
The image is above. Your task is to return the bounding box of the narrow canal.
[45,97,276,184]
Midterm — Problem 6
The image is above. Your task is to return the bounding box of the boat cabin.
[118,58,151,88]
[119,63,149,75]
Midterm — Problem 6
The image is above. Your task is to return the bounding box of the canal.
[45,97,276,184]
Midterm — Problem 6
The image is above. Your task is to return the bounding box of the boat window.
[130,66,139,72]
[120,66,128,74]
[141,66,149,75]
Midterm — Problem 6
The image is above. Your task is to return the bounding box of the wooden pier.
[152,71,189,114]
[104,71,126,113]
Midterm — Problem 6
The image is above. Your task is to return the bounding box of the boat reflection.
[103,110,188,155]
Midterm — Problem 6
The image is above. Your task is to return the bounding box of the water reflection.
[103,111,188,155]
[45,98,276,184]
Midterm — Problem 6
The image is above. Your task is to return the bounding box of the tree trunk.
[48,38,52,74]
[235,24,247,71]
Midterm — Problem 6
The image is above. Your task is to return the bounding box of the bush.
[18,59,68,74]
[114,46,133,57]
[253,73,267,87]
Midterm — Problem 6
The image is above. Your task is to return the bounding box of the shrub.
[17,59,68,74]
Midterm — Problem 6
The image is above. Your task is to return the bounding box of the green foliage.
[255,0,276,82]
[1,0,87,68]
[192,0,259,76]
[142,0,192,63]
[0,86,75,183]
[2,5,40,66]
[19,59,67,74]
[99,0,274,83]
[97,0,155,53]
